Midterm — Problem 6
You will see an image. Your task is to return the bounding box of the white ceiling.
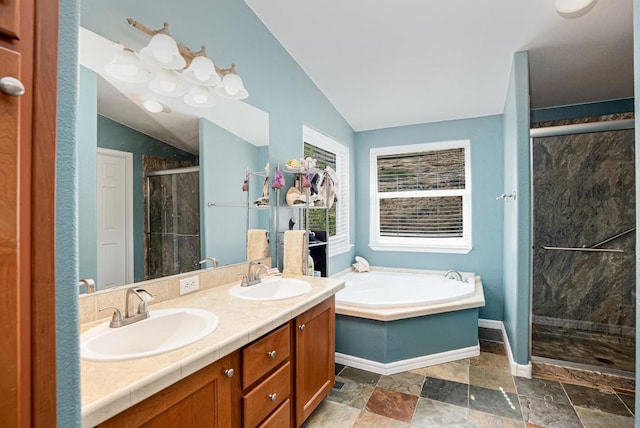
[245,0,633,131]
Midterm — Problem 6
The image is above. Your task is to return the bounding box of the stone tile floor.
[303,327,635,427]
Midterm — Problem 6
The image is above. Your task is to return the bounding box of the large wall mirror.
[78,28,270,292]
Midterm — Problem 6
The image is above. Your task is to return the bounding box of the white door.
[97,148,133,288]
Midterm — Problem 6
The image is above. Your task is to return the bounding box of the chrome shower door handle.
[0,76,25,96]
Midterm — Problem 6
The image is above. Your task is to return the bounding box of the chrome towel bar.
[542,246,623,253]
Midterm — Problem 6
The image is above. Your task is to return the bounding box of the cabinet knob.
[267,393,277,402]
[224,368,235,378]
[267,350,277,359]
[0,76,25,97]
[298,324,306,331]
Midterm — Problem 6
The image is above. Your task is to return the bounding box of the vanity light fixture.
[555,0,597,16]
[184,85,216,108]
[105,47,150,83]
[106,18,249,111]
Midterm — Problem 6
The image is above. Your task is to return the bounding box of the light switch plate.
[179,275,200,295]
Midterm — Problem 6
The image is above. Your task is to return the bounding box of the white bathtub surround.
[478,318,532,378]
[335,344,480,376]
[334,267,484,322]
[337,270,475,308]
[333,266,484,370]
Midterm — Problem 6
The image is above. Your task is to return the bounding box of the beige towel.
[247,229,269,261]
[283,230,308,275]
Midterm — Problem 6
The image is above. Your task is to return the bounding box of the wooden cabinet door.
[294,297,335,426]
[0,0,19,38]
[99,353,238,428]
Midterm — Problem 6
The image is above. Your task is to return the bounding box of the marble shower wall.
[532,128,635,333]
[144,155,200,280]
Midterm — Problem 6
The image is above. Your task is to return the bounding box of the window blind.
[377,148,465,239]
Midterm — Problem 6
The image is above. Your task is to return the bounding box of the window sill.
[368,243,472,254]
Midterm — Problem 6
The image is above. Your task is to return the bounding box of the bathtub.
[333,267,485,375]
[336,270,476,308]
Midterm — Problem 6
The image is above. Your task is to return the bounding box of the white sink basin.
[229,277,312,301]
[80,308,219,362]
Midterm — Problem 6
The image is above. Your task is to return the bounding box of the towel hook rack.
[496,192,516,201]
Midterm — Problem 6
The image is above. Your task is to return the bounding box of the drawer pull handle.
[0,77,25,97]
[267,393,277,402]
[298,324,306,331]
[267,350,277,359]
[224,368,234,378]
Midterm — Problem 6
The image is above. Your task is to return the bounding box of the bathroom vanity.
[79,270,343,427]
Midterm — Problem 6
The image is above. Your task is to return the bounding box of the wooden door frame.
[0,0,60,425]
[31,0,59,424]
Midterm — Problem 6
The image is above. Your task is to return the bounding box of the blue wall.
[78,66,98,287]
[502,51,531,365]
[354,115,505,320]
[531,98,634,122]
[57,0,81,425]
[80,0,356,275]
[200,118,263,265]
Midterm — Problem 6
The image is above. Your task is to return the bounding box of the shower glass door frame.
[529,118,635,375]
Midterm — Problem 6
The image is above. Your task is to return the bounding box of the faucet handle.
[99,306,124,327]
[237,273,249,287]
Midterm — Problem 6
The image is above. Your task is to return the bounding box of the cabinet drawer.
[243,322,290,389]
[243,362,291,428]
[257,399,291,428]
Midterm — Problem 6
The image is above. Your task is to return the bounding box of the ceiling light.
[143,99,164,113]
[184,85,216,108]
[105,48,149,83]
[215,70,248,100]
[555,0,597,15]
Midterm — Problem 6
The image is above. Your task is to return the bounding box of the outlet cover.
[179,275,200,295]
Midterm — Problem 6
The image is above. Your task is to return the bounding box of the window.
[369,140,471,253]
[303,126,351,256]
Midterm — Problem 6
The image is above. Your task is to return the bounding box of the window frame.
[369,139,472,254]
[303,126,352,257]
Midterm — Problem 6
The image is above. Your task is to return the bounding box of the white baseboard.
[335,344,479,376]
[479,318,532,378]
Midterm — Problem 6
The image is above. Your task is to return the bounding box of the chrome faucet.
[99,287,154,328]
[240,261,269,287]
[79,278,96,294]
[199,257,219,268]
[443,270,467,282]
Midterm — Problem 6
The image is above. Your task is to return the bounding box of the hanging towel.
[283,230,308,275]
[247,229,269,261]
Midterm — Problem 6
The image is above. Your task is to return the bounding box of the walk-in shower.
[145,166,200,280]
[530,118,635,375]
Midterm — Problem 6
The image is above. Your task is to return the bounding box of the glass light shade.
[139,33,186,70]
[149,69,188,97]
[184,85,216,108]
[214,72,248,100]
[143,99,164,113]
[182,56,221,87]
[105,49,150,83]
[555,0,596,14]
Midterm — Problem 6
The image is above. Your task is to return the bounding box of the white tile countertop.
[80,275,344,428]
